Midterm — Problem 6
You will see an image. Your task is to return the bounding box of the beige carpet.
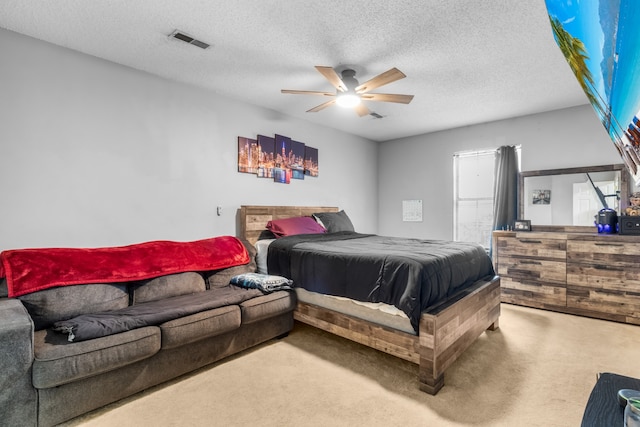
[61,304,640,427]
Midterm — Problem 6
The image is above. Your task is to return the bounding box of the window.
[453,147,521,249]
[453,150,495,248]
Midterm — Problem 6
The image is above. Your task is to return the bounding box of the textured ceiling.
[0,0,589,142]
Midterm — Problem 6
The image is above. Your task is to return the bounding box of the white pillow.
[254,239,274,274]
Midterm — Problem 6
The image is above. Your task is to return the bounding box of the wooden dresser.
[493,230,640,325]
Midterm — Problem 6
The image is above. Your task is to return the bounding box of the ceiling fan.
[281,66,414,117]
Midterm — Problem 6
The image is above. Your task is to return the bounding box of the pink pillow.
[266,216,326,238]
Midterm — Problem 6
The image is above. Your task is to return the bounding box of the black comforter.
[267,232,495,332]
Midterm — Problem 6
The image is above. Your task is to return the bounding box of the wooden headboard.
[238,205,338,246]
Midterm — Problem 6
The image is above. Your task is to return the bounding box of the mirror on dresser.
[518,163,630,231]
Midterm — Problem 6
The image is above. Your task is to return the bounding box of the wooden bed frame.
[238,205,501,394]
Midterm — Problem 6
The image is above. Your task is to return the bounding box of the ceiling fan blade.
[315,66,347,92]
[281,89,335,97]
[307,99,337,113]
[355,68,406,93]
[360,93,414,104]
[354,103,370,117]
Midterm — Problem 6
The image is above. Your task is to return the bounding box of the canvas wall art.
[545,0,640,183]
[257,135,275,178]
[304,146,319,177]
[237,137,258,174]
[238,133,318,184]
[290,140,306,180]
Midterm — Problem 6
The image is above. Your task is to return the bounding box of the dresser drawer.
[496,235,566,260]
[497,256,566,284]
[566,263,640,290]
[567,285,640,322]
[567,263,640,321]
[567,239,640,267]
[501,277,566,308]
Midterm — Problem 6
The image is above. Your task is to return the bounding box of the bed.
[238,205,500,394]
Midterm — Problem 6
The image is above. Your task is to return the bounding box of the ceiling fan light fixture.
[281,65,412,115]
[336,92,361,108]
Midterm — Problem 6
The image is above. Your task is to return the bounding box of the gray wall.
[377,105,623,240]
[1,28,628,252]
[0,29,378,251]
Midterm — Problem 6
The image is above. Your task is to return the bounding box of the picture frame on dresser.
[514,219,531,231]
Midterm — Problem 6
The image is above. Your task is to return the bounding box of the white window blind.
[453,149,496,248]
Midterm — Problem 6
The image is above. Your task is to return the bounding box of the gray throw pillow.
[313,210,355,233]
[131,272,206,304]
[205,238,257,289]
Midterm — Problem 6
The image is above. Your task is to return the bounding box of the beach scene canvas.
[545,0,640,183]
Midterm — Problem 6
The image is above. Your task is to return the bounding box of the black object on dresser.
[619,215,640,235]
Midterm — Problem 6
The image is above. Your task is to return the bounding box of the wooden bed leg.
[417,277,501,395]
[418,371,444,395]
[417,347,444,395]
[487,318,500,331]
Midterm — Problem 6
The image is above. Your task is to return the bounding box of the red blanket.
[0,236,249,297]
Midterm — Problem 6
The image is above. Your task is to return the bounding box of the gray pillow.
[18,284,129,330]
[313,210,355,233]
[131,272,205,304]
[206,238,257,289]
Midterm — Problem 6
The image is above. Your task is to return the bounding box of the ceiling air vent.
[168,30,210,50]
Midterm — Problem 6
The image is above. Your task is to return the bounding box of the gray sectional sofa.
[0,238,296,427]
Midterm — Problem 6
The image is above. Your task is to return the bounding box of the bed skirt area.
[294,275,501,394]
[295,288,415,334]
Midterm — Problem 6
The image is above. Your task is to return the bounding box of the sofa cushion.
[0,278,7,298]
[32,326,160,389]
[52,285,265,342]
[205,239,257,289]
[18,284,129,330]
[206,265,253,290]
[131,272,205,304]
[240,290,296,324]
[160,305,240,350]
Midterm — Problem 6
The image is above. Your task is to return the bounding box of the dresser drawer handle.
[520,260,542,265]
[594,265,623,271]
[519,239,542,244]
[594,242,624,247]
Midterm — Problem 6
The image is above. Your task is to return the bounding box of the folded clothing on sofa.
[53,285,264,342]
[230,273,293,293]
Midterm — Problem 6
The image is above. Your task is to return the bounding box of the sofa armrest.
[0,298,37,426]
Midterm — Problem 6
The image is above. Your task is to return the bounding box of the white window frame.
[453,146,521,249]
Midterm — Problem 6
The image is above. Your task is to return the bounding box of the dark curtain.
[492,145,518,231]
